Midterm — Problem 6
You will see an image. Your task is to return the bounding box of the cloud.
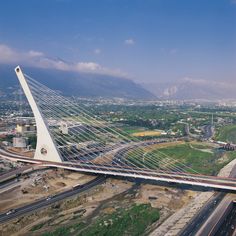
[0,43,128,78]
[94,48,101,54]
[0,44,21,63]
[0,45,44,63]
[28,50,44,57]
[124,38,135,45]
[231,0,236,4]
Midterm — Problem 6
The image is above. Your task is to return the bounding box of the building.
[2,141,10,146]
[13,137,28,148]
[16,123,36,134]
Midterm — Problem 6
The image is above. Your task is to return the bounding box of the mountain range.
[142,77,236,100]
[1,64,235,100]
[0,64,155,100]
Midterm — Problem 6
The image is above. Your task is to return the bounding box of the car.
[46,196,52,201]
[73,184,84,189]
[6,209,15,215]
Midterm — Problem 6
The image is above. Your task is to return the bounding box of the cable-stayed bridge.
[11,66,236,191]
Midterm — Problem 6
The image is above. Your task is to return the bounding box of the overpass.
[1,147,236,191]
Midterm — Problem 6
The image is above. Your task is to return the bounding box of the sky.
[0,0,235,84]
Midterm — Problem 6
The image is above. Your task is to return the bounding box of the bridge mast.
[15,66,62,162]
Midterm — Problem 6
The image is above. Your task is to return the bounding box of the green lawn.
[40,204,159,236]
[80,204,159,236]
[126,142,235,175]
[156,143,217,175]
[30,222,45,231]
[215,125,236,143]
[121,126,146,134]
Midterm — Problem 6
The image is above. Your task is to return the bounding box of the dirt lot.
[0,174,197,236]
[136,184,196,210]
[132,130,162,137]
[0,169,95,212]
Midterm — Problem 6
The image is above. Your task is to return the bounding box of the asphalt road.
[195,194,236,236]
[202,125,214,140]
[0,175,106,224]
[179,192,225,236]
[214,202,236,236]
[0,165,51,193]
[180,157,236,236]
[0,177,19,189]
[0,165,33,183]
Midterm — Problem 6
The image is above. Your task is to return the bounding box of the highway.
[180,159,236,236]
[0,175,106,224]
[179,192,225,236]
[0,164,51,195]
[43,161,236,191]
[195,194,236,236]
[180,193,236,236]
[0,179,19,190]
[0,164,45,184]
[213,202,236,236]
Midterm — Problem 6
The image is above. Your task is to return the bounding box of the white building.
[13,137,27,148]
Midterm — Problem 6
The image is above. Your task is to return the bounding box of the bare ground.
[0,176,197,236]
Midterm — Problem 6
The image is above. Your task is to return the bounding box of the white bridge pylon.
[15,66,63,163]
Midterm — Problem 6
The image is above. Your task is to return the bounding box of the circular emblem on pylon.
[40,147,48,155]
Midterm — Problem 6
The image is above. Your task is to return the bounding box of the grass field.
[215,125,236,143]
[126,142,235,175]
[80,204,159,236]
[156,143,217,175]
[121,126,147,134]
[40,204,159,236]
